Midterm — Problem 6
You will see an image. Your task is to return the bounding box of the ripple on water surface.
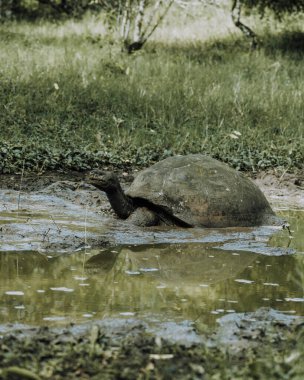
[0,208,303,327]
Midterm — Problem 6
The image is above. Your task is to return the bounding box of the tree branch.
[133,0,146,43]
[142,0,174,44]
[120,0,174,54]
[120,0,131,40]
[231,0,258,49]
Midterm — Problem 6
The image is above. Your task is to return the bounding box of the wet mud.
[0,170,303,379]
[0,176,297,254]
[0,308,303,379]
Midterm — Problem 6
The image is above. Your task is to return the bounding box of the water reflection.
[86,244,256,284]
[1,187,303,328]
[0,237,303,326]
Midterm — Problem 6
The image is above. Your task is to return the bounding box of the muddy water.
[0,201,303,327]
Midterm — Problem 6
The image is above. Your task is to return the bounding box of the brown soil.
[0,168,303,208]
[253,169,304,209]
[0,169,134,192]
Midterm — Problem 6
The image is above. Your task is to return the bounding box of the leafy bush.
[242,0,304,18]
[0,0,114,20]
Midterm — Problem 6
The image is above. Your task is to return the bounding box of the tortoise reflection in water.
[87,154,283,228]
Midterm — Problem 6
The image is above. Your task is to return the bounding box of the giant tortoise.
[87,154,283,228]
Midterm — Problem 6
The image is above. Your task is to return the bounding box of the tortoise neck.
[105,184,135,220]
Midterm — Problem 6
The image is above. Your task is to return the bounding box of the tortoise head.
[87,170,120,192]
[87,170,134,219]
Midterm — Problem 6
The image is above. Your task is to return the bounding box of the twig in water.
[84,206,88,248]
[82,206,89,277]
[282,222,292,237]
[42,228,51,242]
[17,160,25,212]
[50,216,62,234]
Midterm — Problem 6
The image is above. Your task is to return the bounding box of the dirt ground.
[0,167,303,210]
[0,308,303,380]
[253,169,304,209]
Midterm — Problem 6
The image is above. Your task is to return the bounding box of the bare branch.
[119,0,175,53]
[141,0,163,38]
[120,0,132,40]
[231,0,258,49]
[133,0,146,43]
[142,0,174,42]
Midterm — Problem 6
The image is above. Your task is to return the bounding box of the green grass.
[0,10,303,173]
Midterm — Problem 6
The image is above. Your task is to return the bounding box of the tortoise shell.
[126,154,276,228]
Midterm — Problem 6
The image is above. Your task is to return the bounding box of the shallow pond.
[0,203,303,327]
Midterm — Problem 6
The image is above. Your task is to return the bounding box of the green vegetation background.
[0,5,303,174]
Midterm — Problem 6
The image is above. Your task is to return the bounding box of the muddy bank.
[254,169,304,209]
[0,182,113,253]
[0,308,303,380]
[0,167,303,208]
[0,183,294,255]
[0,169,303,379]
[0,167,302,254]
